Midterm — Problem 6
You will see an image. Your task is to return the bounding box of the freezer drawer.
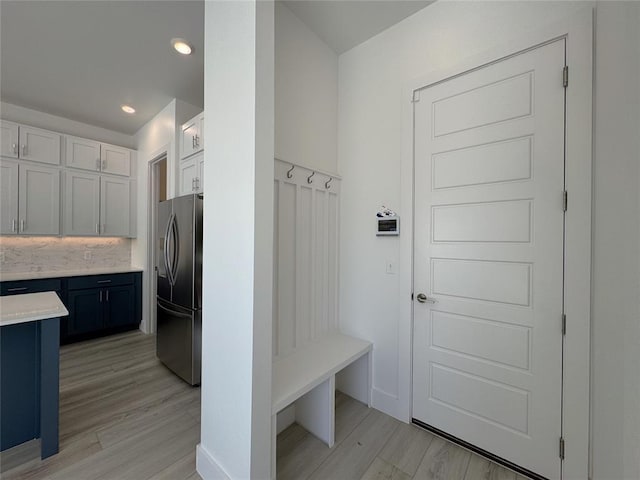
[156,298,201,386]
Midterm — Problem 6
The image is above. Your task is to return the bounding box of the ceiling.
[283,1,433,54]
[0,1,204,135]
[0,1,431,136]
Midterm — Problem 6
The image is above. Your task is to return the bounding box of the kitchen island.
[0,292,68,459]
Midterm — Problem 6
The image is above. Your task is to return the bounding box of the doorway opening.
[148,154,168,334]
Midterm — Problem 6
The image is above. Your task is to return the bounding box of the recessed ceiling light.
[172,38,193,55]
[121,105,136,114]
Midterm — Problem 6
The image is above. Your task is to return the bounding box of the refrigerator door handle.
[170,214,180,284]
[164,213,175,285]
[157,301,193,319]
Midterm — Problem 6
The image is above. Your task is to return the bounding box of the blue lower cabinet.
[0,318,60,459]
[0,272,142,345]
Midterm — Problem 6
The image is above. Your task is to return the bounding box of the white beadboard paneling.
[273,159,341,359]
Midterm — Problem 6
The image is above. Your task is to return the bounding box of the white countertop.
[0,292,69,327]
[0,266,144,282]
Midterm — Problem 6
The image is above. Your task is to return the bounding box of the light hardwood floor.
[1,331,528,480]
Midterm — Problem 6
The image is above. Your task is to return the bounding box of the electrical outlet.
[84,251,92,261]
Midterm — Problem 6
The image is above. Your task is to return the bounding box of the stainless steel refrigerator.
[156,193,203,385]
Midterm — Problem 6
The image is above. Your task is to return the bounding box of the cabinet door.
[67,289,104,335]
[64,171,100,236]
[100,144,131,177]
[65,136,101,172]
[0,120,19,158]
[19,125,61,165]
[180,118,199,159]
[197,151,204,193]
[179,157,198,196]
[198,114,204,151]
[18,164,60,235]
[104,285,135,328]
[0,160,19,234]
[100,176,130,236]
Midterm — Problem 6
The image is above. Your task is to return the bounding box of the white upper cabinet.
[180,112,204,159]
[65,136,132,177]
[66,136,101,172]
[19,125,61,165]
[64,170,101,236]
[1,121,61,164]
[18,163,60,235]
[100,143,131,176]
[0,160,19,234]
[0,120,19,158]
[198,151,204,193]
[179,155,199,196]
[100,176,130,237]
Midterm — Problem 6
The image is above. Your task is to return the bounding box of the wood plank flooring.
[1,331,528,480]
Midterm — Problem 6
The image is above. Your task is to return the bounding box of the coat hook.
[307,171,315,184]
[287,165,294,179]
[325,177,333,189]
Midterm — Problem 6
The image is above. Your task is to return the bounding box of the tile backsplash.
[0,237,131,273]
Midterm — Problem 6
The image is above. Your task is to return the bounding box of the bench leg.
[335,353,371,407]
[295,376,335,448]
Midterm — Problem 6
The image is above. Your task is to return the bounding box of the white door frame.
[145,146,170,335]
[399,9,592,479]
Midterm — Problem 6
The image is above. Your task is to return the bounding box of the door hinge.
[563,190,568,212]
[562,313,567,335]
[563,65,569,88]
[559,437,565,460]
[412,90,421,103]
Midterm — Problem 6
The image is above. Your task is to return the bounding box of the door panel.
[100,176,130,236]
[0,160,19,234]
[64,171,100,235]
[179,158,197,196]
[0,120,19,158]
[100,144,131,176]
[156,298,196,384]
[65,136,101,172]
[412,40,565,479]
[19,125,60,165]
[19,164,60,235]
[104,285,135,328]
[67,289,103,335]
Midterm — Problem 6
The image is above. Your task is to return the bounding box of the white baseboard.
[372,387,407,422]
[196,444,231,480]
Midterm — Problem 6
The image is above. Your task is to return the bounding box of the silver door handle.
[7,287,28,292]
[12,219,17,232]
[194,135,200,147]
[416,293,436,304]
[157,301,193,319]
[99,290,103,302]
[96,223,100,234]
[97,280,112,284]
[19,219,25,232]
[192,178,195,191]
[106,290,109,302]
[21,144,27,156]
[12,143,17,154]
[101,159,105,170]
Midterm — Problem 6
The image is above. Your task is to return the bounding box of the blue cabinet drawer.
[1,279,62,296]
[67,273,134,291]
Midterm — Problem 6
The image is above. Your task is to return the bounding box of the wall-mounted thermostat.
[377,216,399,236]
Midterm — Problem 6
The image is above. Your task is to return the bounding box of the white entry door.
[412,40,565,479]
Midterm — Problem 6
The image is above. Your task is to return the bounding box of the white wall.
[132,100,177,333]
[591,3,640,478]
[0,101,135,148]
[197,1,273,478]
[275,2,338,174]
[337,1,639,478]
